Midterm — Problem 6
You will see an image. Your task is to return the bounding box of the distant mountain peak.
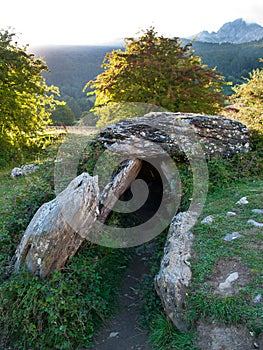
[191,18,263,44]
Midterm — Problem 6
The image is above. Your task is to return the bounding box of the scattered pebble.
[252,209,263,214]
[109,332,119,338]
[226,272,239,283]
[11,167,24,178]
[223,232,243,241]
[253,294,262,304]
[201,215,214,225]
[247,219,263,228]
[218,272,239,292]
[226,211,237,218]
[236,197,249,205]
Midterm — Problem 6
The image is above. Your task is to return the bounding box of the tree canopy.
[34,39,263,113]
[0,29,59,161]
[229,59,263,133]
[50,104,75,126]
[85,28,226,125]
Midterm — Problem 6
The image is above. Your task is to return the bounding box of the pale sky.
[1,0,263,46]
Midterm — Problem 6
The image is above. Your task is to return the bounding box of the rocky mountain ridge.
[191,18,263,44]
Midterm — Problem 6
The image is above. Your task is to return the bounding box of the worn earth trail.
[86,253,153,350]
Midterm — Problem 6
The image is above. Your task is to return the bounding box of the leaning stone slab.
[14,158,146,276]
[155,212,195,331]
[98,158,142,222]
[14,173,99,278]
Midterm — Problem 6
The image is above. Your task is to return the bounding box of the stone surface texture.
[14,173,99,278]
[97,112,249,158]
[155,212,195,331]
[98,159,142,222]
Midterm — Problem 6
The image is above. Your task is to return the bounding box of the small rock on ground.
[201,215,214,225]
[223,232,243,241]
[247,219,263,228]
[236,196,249,205]
[252,209,263,214]
[226,211,237,218]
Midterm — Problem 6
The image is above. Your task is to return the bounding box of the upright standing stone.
[155,212,195,331]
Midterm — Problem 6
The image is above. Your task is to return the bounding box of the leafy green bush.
[229,61,263,133]
[0,245,130,349]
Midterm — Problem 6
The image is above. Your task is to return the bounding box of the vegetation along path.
[86,252,153,350]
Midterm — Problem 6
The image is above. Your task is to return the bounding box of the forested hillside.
[34,45,120,118]
[34,39,263,118]
[191,39,263,93]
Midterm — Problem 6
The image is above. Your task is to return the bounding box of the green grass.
[188,180,263,328]
[192,180,263,279]
[0,169,28,213]
[149,313,197,350]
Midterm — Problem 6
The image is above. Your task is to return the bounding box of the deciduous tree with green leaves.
[50,104,75,126]
[229,59,263,133]
[85,28,226,126]
[0,29,59,162]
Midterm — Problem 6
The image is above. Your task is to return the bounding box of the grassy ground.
[140,177,263,349]
[0,168,28,212]
[190,180,263,332]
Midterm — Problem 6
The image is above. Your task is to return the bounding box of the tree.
[62,96,82,119]
[50,104,75,125]
[0,29,59,161]
[85,28,226,125]
[228,59,263,133]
